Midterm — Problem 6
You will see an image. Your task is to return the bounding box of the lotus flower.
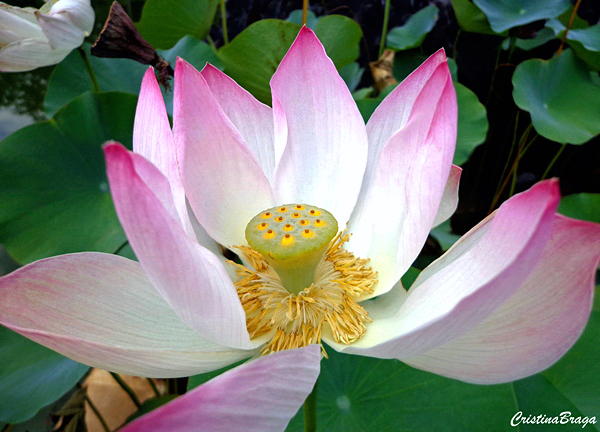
[0,0,94,72]
[1,27,599,386]
[120,346,320,432]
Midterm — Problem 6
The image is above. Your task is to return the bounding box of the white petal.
[0,253,252,378]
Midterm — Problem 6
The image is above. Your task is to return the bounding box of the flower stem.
[304,380,318,432]
[78,47,100,93]
[541,142,567,180]
[302,0,309,26]
[558,0,583,55]
[110,372,142,408]
[378,0,391,59]
[220,0,229,46]
[85,394,111,432]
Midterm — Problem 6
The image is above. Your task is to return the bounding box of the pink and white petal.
[403,215,600,384]
[348,64,456,297]
[36,11,85,50]
[121,346,321,432]
[201,63,276,182]
[0,253,253,378]
[173,58,274,247]
[105,142,254,350]
[134,68,195,237]
[271,27,368,224]
[0,38,69,72]
[364,49,449,174]
[342,180,560,358]
[432,164,461,227]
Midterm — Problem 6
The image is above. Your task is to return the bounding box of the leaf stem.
[147,378,161,398]
[110,372,142,408]
[78,47,100,93]
[378,0,391,59]
[220,0,229,46]
[303,380,318,432]
[85,394,111,432]
[558,0,583,55]
[488,123,536,212]
[541,142,567,180]
[302,0,309,26]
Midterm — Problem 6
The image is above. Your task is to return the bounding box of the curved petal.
[348,59,457,296]
[47,0,94,35]
[121,346,321,432]
[403,214,600,383]
[342,180,560,358]
[201,63,276,182]
[134,68,196,238]
[0,5,44,42]
[36,10,85,50]
[104,142,253,350]
[0,38,69,72]
[271,27,368,224]
[173,58,274,247]
[432,164,461,227]
[0,253,252,378]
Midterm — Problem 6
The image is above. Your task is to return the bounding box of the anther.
[282,234,294,245]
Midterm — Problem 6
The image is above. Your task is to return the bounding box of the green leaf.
[286,9,319,29]
[45,44,146,118]
[0,326,89,423]
[386,5,439,51]
[472,0,570,33]
[547,20,600,71]
[286,346,516,431]
[430,219,461,251]
[136,0,219,49]
[502,28,557,51]
[45,39,219,118]
[558,193,600,224]
[218,19,301,104]
[454,82,488,165]
[315,15,363,70]
[0,92,136,264]
[512,49,600,144]
[450,0,500,35]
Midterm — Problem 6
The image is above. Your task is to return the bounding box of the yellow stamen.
[232,228,377,356]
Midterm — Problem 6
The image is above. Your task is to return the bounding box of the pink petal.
[201,63,276,182]
[0,253,251,377]
[271,27,368,224]
[433,164,461,227]
[134,68,195,238]
[343,180,560,358]
[104,142,253,350]
[173,58,274,247]
[349,56,457,296]
[121,346,321,432]
[403,214,600,384]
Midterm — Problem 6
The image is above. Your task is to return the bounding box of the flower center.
[232,204,377,355]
